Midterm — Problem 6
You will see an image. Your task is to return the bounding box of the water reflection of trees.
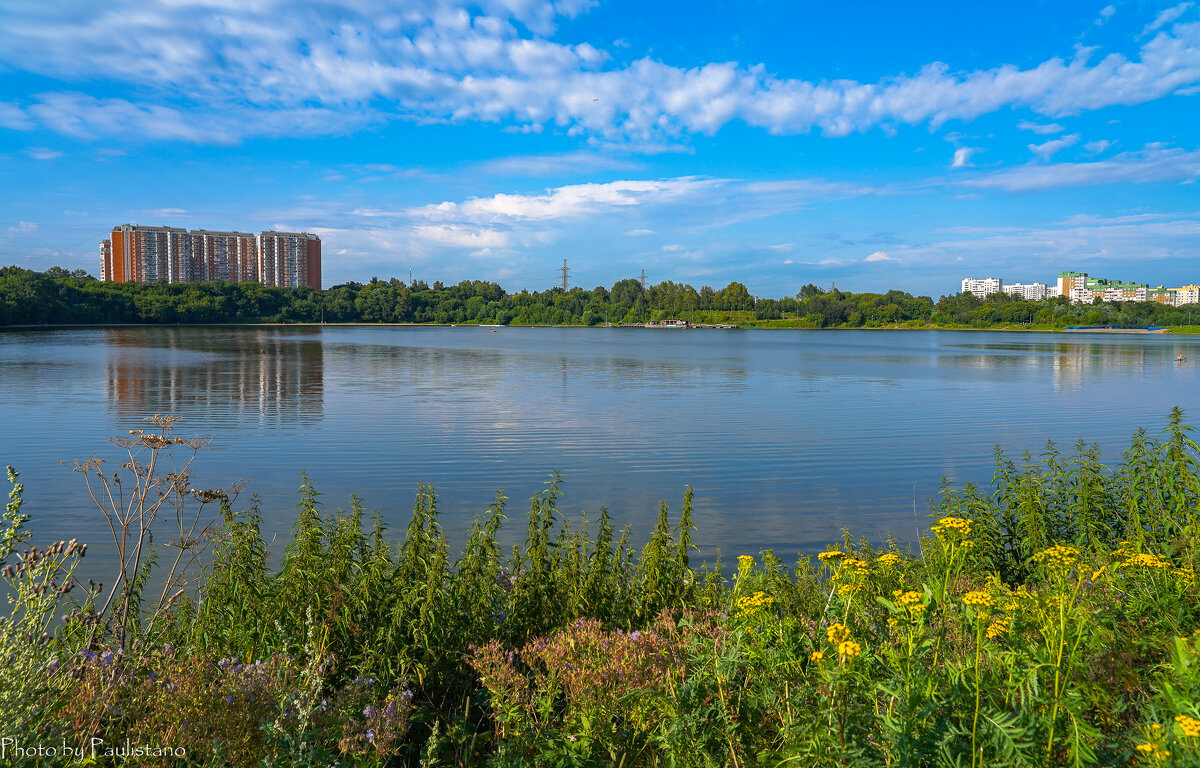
[103,327,323,424]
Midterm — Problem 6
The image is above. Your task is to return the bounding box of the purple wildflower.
[363,706,376,718]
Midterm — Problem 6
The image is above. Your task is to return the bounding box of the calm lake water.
[1,326,1197,574]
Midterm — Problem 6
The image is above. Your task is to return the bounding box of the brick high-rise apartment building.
[100,225,321,290]
[189,230,259,283]
[104,224,191,284]
[257,231,321,291]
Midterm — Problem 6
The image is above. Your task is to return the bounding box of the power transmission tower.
[640,268,646,290]
[560,259,570,292]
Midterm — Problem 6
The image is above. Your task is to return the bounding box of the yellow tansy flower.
[826,623,851,644]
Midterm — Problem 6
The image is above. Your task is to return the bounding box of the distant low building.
[962,277,1003,298]
[1002,282,1050,301]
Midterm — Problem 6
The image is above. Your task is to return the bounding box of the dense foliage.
[4,411,1200,765]
[4,265,1199,329]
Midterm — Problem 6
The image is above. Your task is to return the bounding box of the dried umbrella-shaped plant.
[71,414,240,651]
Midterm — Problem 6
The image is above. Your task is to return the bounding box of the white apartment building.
[1176,285,1200,306]
[1001,282,1050,301]
[961,277,1003,298]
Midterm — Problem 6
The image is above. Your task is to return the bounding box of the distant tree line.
[1,265,1197,328]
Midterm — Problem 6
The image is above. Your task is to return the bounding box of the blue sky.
[0,0,1197,296]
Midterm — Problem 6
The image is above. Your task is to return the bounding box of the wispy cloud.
[864,250,894,262]
[1028,133,1080,160]
[475,150,641,176]
[408,178,719,223]
[1,1,1199,144]
[959,145,1200,192]
[951,147,977,168]
[1017,120,1065,134]
[1144,2,1194,35]
[26,147,63,160]
[870,214,1200,295]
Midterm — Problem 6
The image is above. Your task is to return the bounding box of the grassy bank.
[4,412,1200,766]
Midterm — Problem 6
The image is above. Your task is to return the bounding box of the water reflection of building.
[937,341,1156,390]
[103,328,323,425]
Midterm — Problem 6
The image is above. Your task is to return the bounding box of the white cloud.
[1096,5,1116,25]
[1144,2,1194,35]
[1017,120,1065,134]
[410,224,511,249]
[1084,139,1113,153]
[1028,133,1080,160]
[1,1,1199,143]
[959,145,1200,191]
[7,221,37,234]
[476,150,640,175]
[0,101,33,130]
[864,250,894,262]
[951,147,977,168]
[783,258,793,264]
[408,178,718,223]
[884,213,1200,273]
[625,228,655,235]
[26,147,63,160]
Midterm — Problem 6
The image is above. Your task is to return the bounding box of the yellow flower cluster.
[837,583,860,596]
[837,640,862,661]
[891,590,927,613]
[1032,544,1080,570]
[737,554,755,570]
[985,618,1010,639]
[842,557,871,576]
[930,516,973,539]
[961,591,995,608]
[1176,714,1200,738]
[877,553,901,568]
[735,590,774,617]
[827,623,851,644]
[1122,552,1172,570]
[1135,743,1171,761]
[818,550,846,563]
[817,623,865,664]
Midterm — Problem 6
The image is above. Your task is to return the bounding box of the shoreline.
[1,321,1196,334]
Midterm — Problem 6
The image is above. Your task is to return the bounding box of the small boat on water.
[1177,356,1188,362]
